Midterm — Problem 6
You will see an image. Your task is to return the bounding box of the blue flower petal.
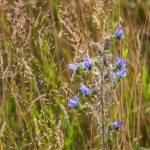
[115,26,124,38]
[68,63,79,71]
[82,55,92,69]
[68,95,79,107]
[80,83,91,96]
[112,121,124,129]
[116,57,126,67]
[115,68,127,77]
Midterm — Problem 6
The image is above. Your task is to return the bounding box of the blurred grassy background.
[0,0,150,149]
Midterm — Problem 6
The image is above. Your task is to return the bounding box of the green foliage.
[0,0,150,149]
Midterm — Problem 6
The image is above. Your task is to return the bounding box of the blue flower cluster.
[82,55,93,69]
[68,63,79,71]
[112,121,124,129]
[80,83,91,96]
[114,57,127,79]
[68,55,93,72]
[68,95,79,107]
[116,57,126,67]
[115,69,127,77]
[115,26,124,39]
[68,55,93,107]
[68,83,91,107]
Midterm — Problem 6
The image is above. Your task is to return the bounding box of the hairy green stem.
[100,55,106,150]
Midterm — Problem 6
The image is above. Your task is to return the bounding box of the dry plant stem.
[90,117,94,150]
[100,56,106,150]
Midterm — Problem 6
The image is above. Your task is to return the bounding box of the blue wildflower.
[68,95,79,107]
[82,55,92,69]
[115,26,124,39]
[115,68,127,77]
[116,57,126,67]
[80,83,91,96]
[68,63,79,71]
[112,121,123,129]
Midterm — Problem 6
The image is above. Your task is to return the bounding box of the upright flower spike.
[112,121,124,129]
[68,95,79,108]
[116,57,126,67]
[115,26,124,39]
[80,83,91,96]
[115,68,127,78]
[68,63,79,71]
[82,55,93,69]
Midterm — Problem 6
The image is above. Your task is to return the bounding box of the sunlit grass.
[0,0,150,149]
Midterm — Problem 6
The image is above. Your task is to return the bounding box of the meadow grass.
[0,0,150,149]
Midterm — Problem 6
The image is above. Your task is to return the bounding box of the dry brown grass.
[0,0,149,149]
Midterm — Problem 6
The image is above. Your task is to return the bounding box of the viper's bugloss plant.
[67,26,127,149]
